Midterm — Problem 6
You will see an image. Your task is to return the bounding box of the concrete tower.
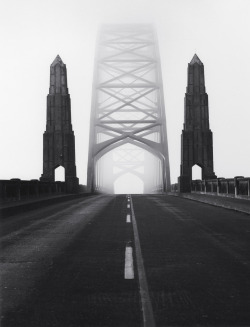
[40,55,79,193]
[178,54,216,192]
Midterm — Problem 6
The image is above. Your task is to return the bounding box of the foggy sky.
[1,0,250,185]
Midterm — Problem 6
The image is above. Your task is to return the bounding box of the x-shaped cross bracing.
[87,25,171,192]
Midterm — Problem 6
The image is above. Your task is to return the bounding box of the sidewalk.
[0,193,93,218]
[168,192,250,215]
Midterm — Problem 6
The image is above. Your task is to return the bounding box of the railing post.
[0,181,6,202]
[11,179,21,201]
[27,182,30,199]
[234,177,238,197]
[198,180,202,192]
[16,181,21,200]
[49,182,52,195]
[217,178,224,195]
[234,176,244,198]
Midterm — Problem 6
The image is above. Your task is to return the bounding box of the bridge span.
[1,194,250,326]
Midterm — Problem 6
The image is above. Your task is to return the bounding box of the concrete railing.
[0,179,66,203]
[171,176,250,198]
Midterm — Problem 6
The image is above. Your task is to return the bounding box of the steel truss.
[87,25,171,193]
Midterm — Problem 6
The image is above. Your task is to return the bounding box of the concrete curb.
[168,192,250,215]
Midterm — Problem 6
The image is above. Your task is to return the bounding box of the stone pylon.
[40,55,79,193]
[178,54,216,192]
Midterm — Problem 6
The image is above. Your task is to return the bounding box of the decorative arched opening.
[192,164,202,180]
[54,166,65,182]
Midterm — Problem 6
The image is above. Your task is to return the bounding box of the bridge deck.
[1,194,250,326]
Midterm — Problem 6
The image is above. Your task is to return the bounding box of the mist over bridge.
[1,24,250,327]
[87,25,171,194]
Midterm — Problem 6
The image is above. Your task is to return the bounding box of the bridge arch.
[95,137,165,163]
[87,25,171,193]
[95,141,164,194]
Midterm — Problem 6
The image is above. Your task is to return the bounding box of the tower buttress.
[178,54,216,192]
[40,55,79,193]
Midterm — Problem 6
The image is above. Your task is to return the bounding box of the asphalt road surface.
[1,194,250,326]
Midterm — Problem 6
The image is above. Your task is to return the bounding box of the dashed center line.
[124,246,134,279]
[125,194,155,325]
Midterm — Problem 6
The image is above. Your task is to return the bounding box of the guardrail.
[171,176,250,198]
[0,179,66,203]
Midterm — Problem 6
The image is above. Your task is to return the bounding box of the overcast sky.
[1,0,250,185]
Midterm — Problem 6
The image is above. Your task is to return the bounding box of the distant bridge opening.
[55,166,65,182]
[192,164,202,180]
[114,173,144,194]
[95,143,163,194]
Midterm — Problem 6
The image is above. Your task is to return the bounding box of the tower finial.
[190,54,202,65]
[49,55,68,95]
[51,55,64,66]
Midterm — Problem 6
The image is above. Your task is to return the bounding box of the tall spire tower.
[40,55,79,192]
[178,54,216,192]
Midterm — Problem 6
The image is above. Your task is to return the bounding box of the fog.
[95,145,163,194]
[1,0,250,188]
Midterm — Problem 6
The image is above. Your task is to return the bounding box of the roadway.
[1,194,250,326]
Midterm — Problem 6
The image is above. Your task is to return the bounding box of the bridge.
[87,25,170,194]
[1,25,250,327]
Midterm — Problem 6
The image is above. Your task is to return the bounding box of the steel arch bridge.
[87,25,171,193]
